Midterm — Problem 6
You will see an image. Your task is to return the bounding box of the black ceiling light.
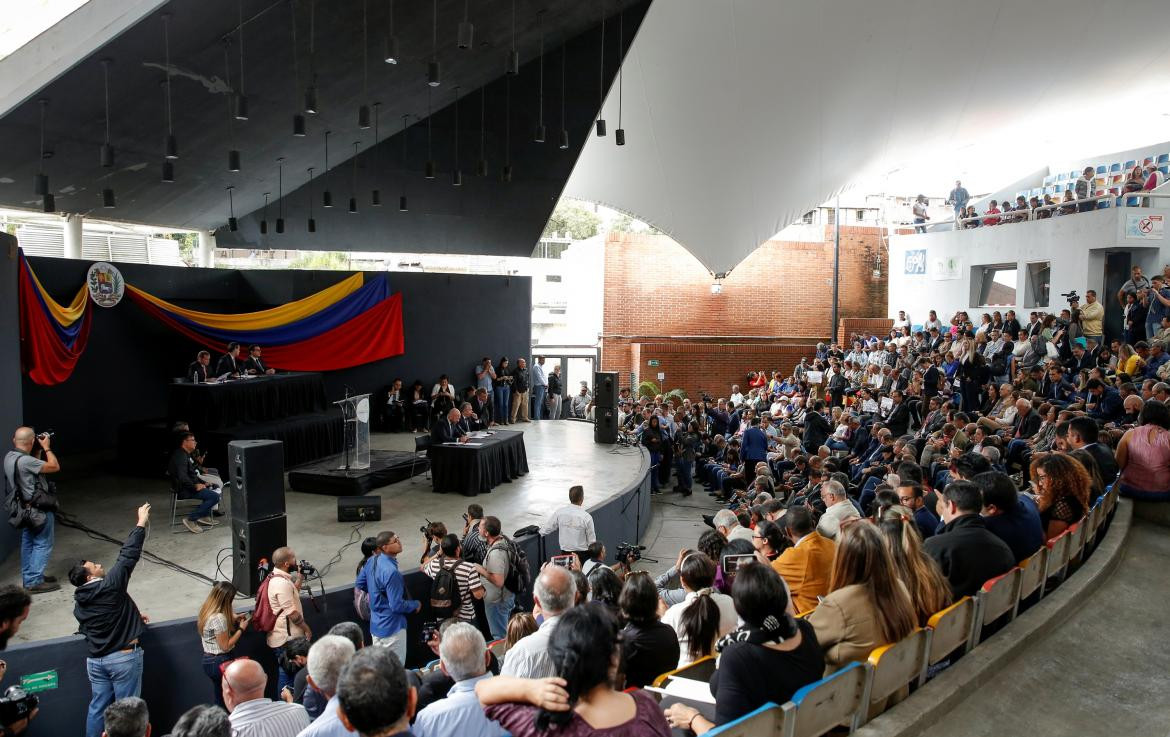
[35,99,54,211]
[99,58,115,168]
[306,167,317,232]
[226,185,238,231]
[305,0,319,113]
[458,0,474,49]
[102,187,116,208]
[260,192,269,234]
[349,141,360,213]
[162,13,178,160]
[358,0,371,128]
[383,0,399,64]
[452,86,462,186]
[322,129,333,206]
[371,102,382,205]
[290,0,305,135]
[615,10,626,146]
[502,77,513,182]
[425,87,435,179]
[224,43,240,172]
[476,87,488,176]
[595,1,606,137]
[534,11,546,143]
[505,0,519,75]
[399,114,409,210]
[276,157,286,233]
[233,0,249,120]
[427,0,440,87]
[558,45,569,149]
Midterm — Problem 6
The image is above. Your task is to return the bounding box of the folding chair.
[1016,547,1048,611]
[410,435,433,482]
[857,628,929,728]
[651,654,716,687]
[704,703,784,737]
[974,568,1021,643]
[787,661,869,737]
[167,473,203,533]
[920,597,976,685]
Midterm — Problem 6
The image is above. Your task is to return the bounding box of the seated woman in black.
[409,380,430,432]
[619,571,680,688]
[663,562,825,734]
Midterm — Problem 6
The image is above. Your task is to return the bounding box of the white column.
[63,213,83,259]
[198,230,216,268]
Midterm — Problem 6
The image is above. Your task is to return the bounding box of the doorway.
[1103,252,1131,343]
[530,352,596,419]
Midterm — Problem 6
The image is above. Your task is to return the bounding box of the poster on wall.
[1124,213,1164,240]
[904,249,927,275]
[930,256,962,280]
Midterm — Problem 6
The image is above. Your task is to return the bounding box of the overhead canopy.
[565,0,1170,275]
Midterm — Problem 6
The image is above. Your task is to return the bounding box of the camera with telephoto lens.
[614,542,645,566]
[0,686,38,727]
[298,559,317,578]
[1060,290,1080,306]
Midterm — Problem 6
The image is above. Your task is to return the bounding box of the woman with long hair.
[1029,453,1091,540]
[697,529,729,594]
[664,563,825,734]
[500,612,539,668]
[807,522,917,673]
[586,567,623,619]
[619,572,680,688]
[494,357,513,426]
[197,581,249,706]
[878,509,953,624]
[477,603,672,736]
[660,552,737,667]
[1067,448,1106,502]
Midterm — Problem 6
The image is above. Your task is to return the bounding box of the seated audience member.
[877,508,952,624]
[188,350,211,383]
[502,612,538,668]
[102,697,149,737]
[923,481,1016,598]
[244,344,275,375]
[896,481,939,541]
[1066,416,1119,483]
[214,342,243,378]
[500,565,576,679]
[458,402,487,433]
[412,623,507,737]
[749,519,788,563]
[431,407,469,444]
[771,506,835,614]
[1029,454,1092,541]
[476,604,672,736]
[170,705,231,737]
[296,635,357,737]
[586,567,623,617]
[1116,399,1170,500]
[663,563,825,735]
[972,472,1045,563]
[806,523,917,674]
[816,480,861,540]
[711,509,754,543]
[169,433,221,534]
[222,659,310,737]
[618,572,681,688]
[336,647,416,737]
[661,553,738,668]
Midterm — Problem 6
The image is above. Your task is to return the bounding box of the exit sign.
[20,670,58,693]
[647,360,659,366]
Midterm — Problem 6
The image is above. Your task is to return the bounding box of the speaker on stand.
[228,440,288,595]
[593,371,618,444]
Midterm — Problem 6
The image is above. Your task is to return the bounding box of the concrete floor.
[4,419,669,644]
[936,518,1170,737]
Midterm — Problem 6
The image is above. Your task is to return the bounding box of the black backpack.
[428,557,462,620]
[492,537,532,599]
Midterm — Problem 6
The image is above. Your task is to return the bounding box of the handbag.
[4,452,57,530]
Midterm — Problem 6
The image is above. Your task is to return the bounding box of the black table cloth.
[428,430,529,496]
[168,372,328,431]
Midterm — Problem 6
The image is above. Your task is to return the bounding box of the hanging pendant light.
[290,0,306,135]
[322,130,333,206]
[358,0,371,128]
[595,1,606,137]
[162,160,175,183]
[305,0,319,112]
[102,187,116,208]
[534,12,546,143]
[99,59,115,167]
[558,46,569,149]
[162,14,178,159]
[383,0,399,63]
[260,193,269,234]
[276,158,286,233]
[227,186,238,231]
[35,99,54,211]
[476,87,488,176]
[349,142,360,213]
[502,77,513,182]
[427,0,441,86]
[224,44,241,172]
[505,0,519,75]
[234,0,249,120]
[399,114,409,210]
[306,167,317,232]
[425,87,435,179]
[458,0,474,49]
[616,11,626,146]
[371,102,382,205]
[452,86,462,186]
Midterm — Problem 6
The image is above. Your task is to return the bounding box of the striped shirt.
[229,698,311,737]
[423,556,483,621]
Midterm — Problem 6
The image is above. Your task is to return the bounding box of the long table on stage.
[168,372,328,429]
[427,430,529,496]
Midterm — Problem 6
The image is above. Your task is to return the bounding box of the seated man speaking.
[169,433,221,534]
[432,408,470,444]
[244,344,276,376]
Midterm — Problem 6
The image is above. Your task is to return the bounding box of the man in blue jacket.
[972,472,1044,563]
[363,531,420,664]
[1086,379,1124,424]
[740,416,769,470]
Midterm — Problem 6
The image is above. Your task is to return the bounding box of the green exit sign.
[647,360,659,366]
[20,670,58,693]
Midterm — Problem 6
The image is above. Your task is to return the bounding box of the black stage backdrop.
[0,238,23,559]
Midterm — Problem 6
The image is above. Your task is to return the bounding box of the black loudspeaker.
[594,371,617,407]
[338,495,382,522]
[594,406,618,444]
[231,514,287,596]
[229,440,286,522]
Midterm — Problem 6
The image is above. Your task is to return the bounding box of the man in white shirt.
[412,624,507,737]
[712,509,753,543]
[499,566,575,679]
[893,310,911,330]
[729,385,744,407]
[296,635,356,737]
[540,485,596,555]
[224,659,310,737]
[816,480,860,540]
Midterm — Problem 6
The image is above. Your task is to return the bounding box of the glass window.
[1023,262,1051,308]
[970,264,1018,307]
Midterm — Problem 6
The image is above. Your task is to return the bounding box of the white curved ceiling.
[565,0,1170,275]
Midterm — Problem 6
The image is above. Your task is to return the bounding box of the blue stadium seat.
[1124,159,1136,170]
[1158,153,1169,165]
[1095,165,1106,175]
[1109,162,1121,173]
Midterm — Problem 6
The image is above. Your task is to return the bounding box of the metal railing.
[892,189,1170,232]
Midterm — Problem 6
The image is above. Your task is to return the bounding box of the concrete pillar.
[198,230,216,268]
[63,213,83,259]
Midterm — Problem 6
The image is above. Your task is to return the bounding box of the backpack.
[428,557,462,620]
[251,575,284,633]
[492,537,531,598]
[353,587,370,621]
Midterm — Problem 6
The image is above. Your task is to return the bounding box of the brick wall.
[838,318,895,345]
[625,341,818,399]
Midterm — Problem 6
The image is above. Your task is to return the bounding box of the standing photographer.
[4,427,61,593]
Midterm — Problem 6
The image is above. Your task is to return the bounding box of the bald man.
[222,659,309,737]
[5,427,61,593]
[430,408,469,445]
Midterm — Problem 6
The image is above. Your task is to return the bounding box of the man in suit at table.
[432,408,469,445]
[458,402,486,434]
[244,344,276,375]
[188,350,211,383]
[215,342,243,378]
[469,387,494,427]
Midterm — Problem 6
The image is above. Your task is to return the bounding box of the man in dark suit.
[1067,416,1119,483]
[740,416,769,467]
[457,402,487,434]
[1002,310,1022,339]
[244,344,275,375]
[921,358,941,398]
[884,390,912,436]
[1008,399,1043,440]
[1085,379,1124,425]
[801,400,832,453]
[214,341,242,378]
[431,408,468,444]
[469,388,494,427]
[187,350,210,383]
[925,481,1016,598]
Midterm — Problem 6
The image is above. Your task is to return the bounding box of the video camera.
[298,559,317,579]
[1060,290,1080,306]
[0,686,38,728]
[614,542,645,566]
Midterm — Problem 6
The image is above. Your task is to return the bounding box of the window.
[970,263,1018,307]
[855,209,866,222]
[825,208,836,226]
[1023,262,1051,308]
[545,274,562,282]
[802,210,815,224]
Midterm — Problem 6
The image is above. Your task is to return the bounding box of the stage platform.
[2,420,648,643]
[288,449,425,496]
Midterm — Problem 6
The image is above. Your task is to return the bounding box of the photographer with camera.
[5,427,61,593]
[0,586,35,735]
[419,521,447,566]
